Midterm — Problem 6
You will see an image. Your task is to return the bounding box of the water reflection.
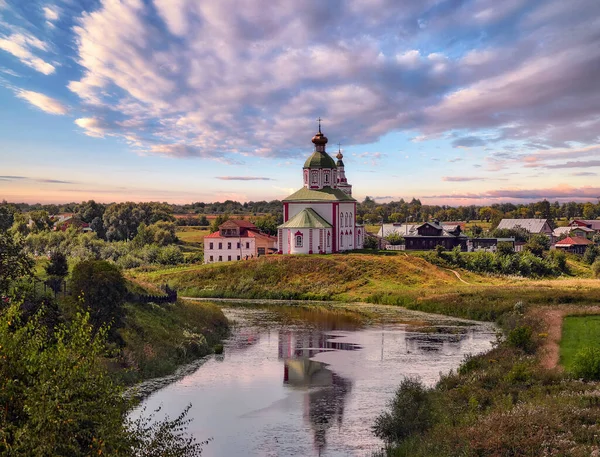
[279,330,357,454]
[133,306,495,457]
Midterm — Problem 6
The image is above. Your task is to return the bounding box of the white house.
[277,125,364,254]
[204,219,277,264]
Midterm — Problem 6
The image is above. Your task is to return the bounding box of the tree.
[364,236,379,249]
[76,199,105,223]
[524,234,550,257]
[386,232,404,246]
[45,251,69,294]
[70,260,127,331]
[250,214,280,235]
[0,202,18,231]
[198,215,209,226]
[0,231,33,296]
[0,303,206,456]
[28,210,53,233]
[210,214,230,233]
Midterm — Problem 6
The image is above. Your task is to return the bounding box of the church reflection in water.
[278,330,356,455]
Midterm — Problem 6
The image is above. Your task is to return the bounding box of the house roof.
[570,220,600,230]
[283,186,356,202]
[378,223,418,237]
[555,236,593,246]
[553,226,572,237]
[220,219,257,229]
[205,227,276,240]
[246,231,277,241]
[496,219,550,233]
[279,208,332,229]
[303,151,337,169]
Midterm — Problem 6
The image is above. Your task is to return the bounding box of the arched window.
[327,232,331,247]
[295,234,303,247]
[350,212,353,225]
[311,172,318,184]
[324,172,329,183]
[345,212,349,226]
[340,232,343,247]
[340,213,344,227]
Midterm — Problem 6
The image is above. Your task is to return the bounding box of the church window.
[340,233,344,247]
[340,214,344,227]
[295,234,303,247]
[350,212,353,224]
[345,212,349,226]
[324,173,329,183]
[311,172,318,184]
[327,232,331,247]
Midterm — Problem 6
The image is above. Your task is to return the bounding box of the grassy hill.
[128,253,600,321]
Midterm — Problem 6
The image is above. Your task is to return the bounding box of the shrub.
[583,245,600,265]
[158,245,185,265]
[507,325,535,353]
[372,377,433,444]
[570,346,600,380]
[592,259,600,278]
[70,260,127,331]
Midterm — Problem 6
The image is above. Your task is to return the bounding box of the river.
[133,303,496,456]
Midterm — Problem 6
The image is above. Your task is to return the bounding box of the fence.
[385,245,406,251]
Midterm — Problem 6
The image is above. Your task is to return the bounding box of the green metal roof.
[303,151,336,169]
[283,186,356,202]
[279,208,332,229]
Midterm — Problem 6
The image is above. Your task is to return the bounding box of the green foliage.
[0,231,33,296]
[386,232,404,246]
[45,250,69,277]
[158,245,185,265]
[0,302,208,456]
[210,214,230,233]
[250,214,281,235]
[70,260,127,330]
[592,259,600,278]
[507,325,535,353]
[0,202,18,231]
[569,347,600,381]
[491,227,530,242]
[363,236,379,249]
[583,245,600,265]
[523,234,550,257]
[103,202,175,242]
[372,377,433,444]
[496,241,514,256]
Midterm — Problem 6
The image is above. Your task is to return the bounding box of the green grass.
[176,227,211,245]
[117,299,228,382]
[560,315,600,371]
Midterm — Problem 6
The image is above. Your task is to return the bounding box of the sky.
[0,0,599,206]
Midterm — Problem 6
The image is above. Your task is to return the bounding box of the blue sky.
[1,0,599,205]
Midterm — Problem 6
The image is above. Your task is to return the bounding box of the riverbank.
[130,254,600,455]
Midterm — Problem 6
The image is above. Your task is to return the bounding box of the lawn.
[560,315,600,371]
[176,226,211,244]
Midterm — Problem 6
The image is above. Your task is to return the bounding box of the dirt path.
[444,268,471,285]
[532,305,600,370]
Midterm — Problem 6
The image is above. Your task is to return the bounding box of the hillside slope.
[129,254,481,300]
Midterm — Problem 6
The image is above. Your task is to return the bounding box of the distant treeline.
[3,197,600,230]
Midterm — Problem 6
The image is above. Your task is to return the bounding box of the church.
[277,124,364,254]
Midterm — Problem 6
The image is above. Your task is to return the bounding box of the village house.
[554,236,593,255]
[404,220,468,251]
[204,219,277,264]
[495,218,554,237]
[277,124,364,254]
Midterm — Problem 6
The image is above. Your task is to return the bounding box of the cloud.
[571,172,596,176]
[527,160,600,169]
[442,176,485,182]
[43,6,60,22]
[0,33,55,75]
[451,136,486,148]
[0,175,74,184]
[0,0,596,163]
[425,185,600,201]
[216,176,273,181]
[16,90,68,115]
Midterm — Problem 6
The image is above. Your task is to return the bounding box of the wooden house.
[404,220,468,251]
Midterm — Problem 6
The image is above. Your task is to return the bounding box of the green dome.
[303,151,336,169]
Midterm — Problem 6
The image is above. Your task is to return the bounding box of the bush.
[70,260,127,331]
[570,346,600,380]
[507,325,535,353]
[158,245,185,265]
[584,245,600,265]
[593,259,600,278]
[372,377,433,444]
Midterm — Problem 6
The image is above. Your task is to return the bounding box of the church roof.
[283,187,356,202]
[303,151,336,169]
[279,208,332,229]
